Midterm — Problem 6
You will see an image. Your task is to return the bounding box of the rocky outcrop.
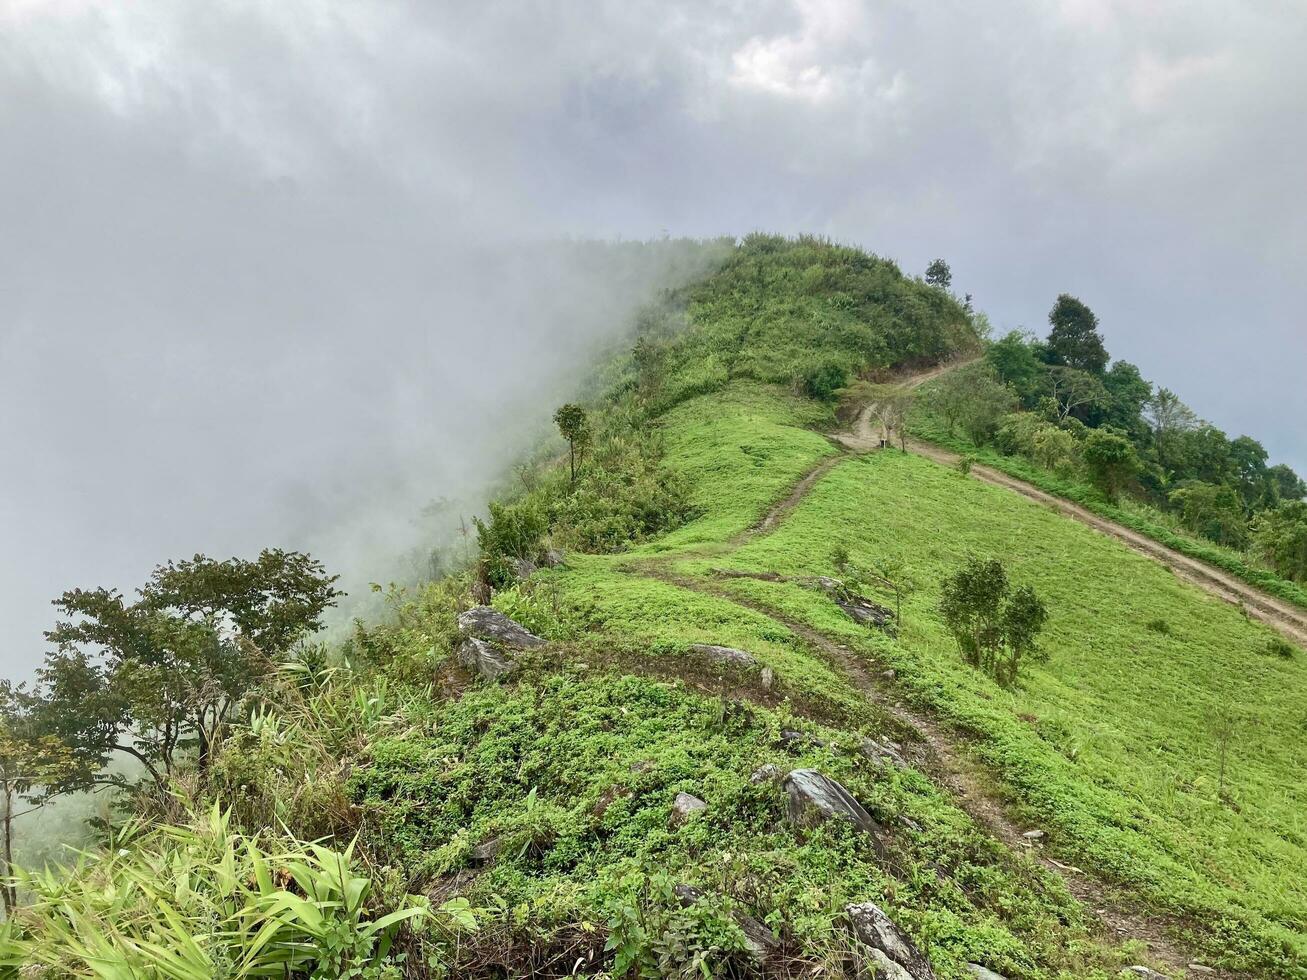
[861,737,908,769]
[965,964,1007,980]
[455,607,544,681]
[674,884,779,963]
[807,577,895,628]
[689,644,757,668]
[1125,968,1166,980]
[457,607,546,649]
[844,902,936,980]
[784,769,883,841]
[749,763,782,785]
[455,636,518,681]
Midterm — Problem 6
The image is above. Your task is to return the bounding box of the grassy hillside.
[9,236,1302,978]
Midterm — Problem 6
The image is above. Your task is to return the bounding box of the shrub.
[940,556,1049,687]
[1266,638,1296,659]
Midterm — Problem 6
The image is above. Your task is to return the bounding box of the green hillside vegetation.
[905,304,1307,605]
[4,236,1303,978]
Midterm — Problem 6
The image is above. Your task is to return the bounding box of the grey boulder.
[456,636,518,681]
[455,607,544,680]
[845,902,936,980]
[784,769,883,839]
[457,606,545,650]
[966,965,1008,980]
[690,644,757,668]
[670,792,707,824]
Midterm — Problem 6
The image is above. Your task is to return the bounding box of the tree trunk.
[2,786,14,917]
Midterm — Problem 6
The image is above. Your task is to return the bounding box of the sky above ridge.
[2,0,1304,678]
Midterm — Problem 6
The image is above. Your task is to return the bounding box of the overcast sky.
[2,0,1304,680]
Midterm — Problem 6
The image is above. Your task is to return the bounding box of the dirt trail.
[641,565,1207,976]
[617,358,1260,975]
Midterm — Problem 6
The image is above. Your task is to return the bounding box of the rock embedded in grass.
[689,643,757,668]
[455,607,545,680]
[965,965,1007,980]
[670,792,707,824]
[674,884,778,962]
[844,901,937,979]
[456,636,518,681]
[1124,968,1166,979]
[456,606,546,649]
[784,769,884,842]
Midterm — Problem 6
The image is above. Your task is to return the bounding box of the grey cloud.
[2,0,1303,677]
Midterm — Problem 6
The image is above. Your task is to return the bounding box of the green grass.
[518,370,1307,974]
[908,412,1307,612]
[350,670,1119,978]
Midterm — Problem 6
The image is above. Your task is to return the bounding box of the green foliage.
[475,499,549,589]
[554,402,590,482]
[0,804,471,977]
[798,357,850,401]
[939,557,1049,687]
[1081,429,1141,503]
[37,550,340,789]
[986,331,1045,405]
[1169,482,1249,549]
[1045,294,1108,375]
[1252,501,1307,582]
[924,258,952,288]
[926,361,1014,444]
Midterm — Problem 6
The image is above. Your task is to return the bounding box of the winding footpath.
[617,359,1286,977]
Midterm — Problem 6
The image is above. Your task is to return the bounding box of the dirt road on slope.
[824,360,1307,647]
[904,439,1307,647]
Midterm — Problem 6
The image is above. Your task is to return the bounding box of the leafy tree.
[1145,387,1199,439]
[924,258,952,288]
[1045,365,1107,422]
[1098,360,1152,437]
[1169,482,1250,548]
[986,331,1045,405]
[1082,429,1141,502]
[928,362,1014,444]
[1227,435,1272,511]
[553,403,590,482]
[0,683,89,914]
[1252,501,1307,582]
[1045,294,1108,375]
[939,557,1048,687]
[40,551,340,786]
[1268,464,1307,503]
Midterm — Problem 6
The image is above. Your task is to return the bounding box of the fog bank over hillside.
[4,0,1304,677]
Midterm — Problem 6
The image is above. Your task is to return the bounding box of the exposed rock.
[861,737,907,769]
[784,770,883,839]
[845,902,936,979]
[966,965,1008,980]
[779,728,814,749]
[511,557,537,581]
[1187,966,1215,976]
[899,815,922,833]
[1022,829,1046,841]
[673,884,779,962]
[456,606,545,650]
[670,792,707,824]
[456,637,518,681]
[760,666,775,690]
[749,763,782,785]
[690,643,757,668]
[470,836,503,864]
[806,577,896,628]
[1125,968,1166,980]
[541,548,567,568]
[864,947,918,980]
[881,669,898,681]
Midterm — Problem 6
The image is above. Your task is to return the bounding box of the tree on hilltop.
[1046,294,1108,375]
[925,258,952,289]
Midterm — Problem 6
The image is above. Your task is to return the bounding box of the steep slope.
[11,237,1302,979]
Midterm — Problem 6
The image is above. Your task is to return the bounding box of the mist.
[4,0,1305,681]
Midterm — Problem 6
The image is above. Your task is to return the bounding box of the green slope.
[13,236,1302,978]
